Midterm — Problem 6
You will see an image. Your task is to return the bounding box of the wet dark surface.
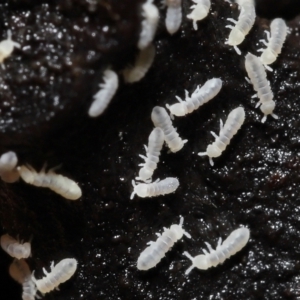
[0,0,300,299]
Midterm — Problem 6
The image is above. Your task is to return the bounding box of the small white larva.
[183,227,250,274]
[130,177,179,199]
[187,0,211,30]
[225,0,256,55]
[136,127,164,182]
[137,217,191,270]
[257,18,288,68]
[123,44,155,83]
[138,0,159,50]
[198,107,245,166]
[151,106,187,152]
[9,259,37,300]
[245,52,278,122]
[17,164,82,200]
[0,151,20,183]
[88,69,118,117]
[1,234,31,259]
[32,258,77,294]
[165,0,182,35]
[0,30,21,66]
[166,78,222,117]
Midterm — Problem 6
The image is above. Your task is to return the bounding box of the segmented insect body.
[183,227,250,274]
[245,52,277,122]
[137,217,191,270]
[198,107,245,166]
[187,0,211,30]
[17,165,82,200]
[88,70,118,117]
[32,259,77,294]
[0,30,20,65]
[138,0,159,50]
[225,0,256,55]
[131,177,179,199]
[258,18,288,66]
[1,234,31,259]
[0,151,19,183]
[151,106,187,152]
[9,259,37,300]
[166,78,222,117]
[136,128,164,182]
[165,0,182,35]
[123,44,155,83]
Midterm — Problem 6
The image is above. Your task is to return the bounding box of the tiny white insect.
[165,0,182,35]
[138,0,159,50]
[198,107,245,166]
[88,69,119,117]
[131,177,179,199]
[151,106,188,152]
[123,44,155,83]
[1,234,31,259]
[9,259,37,300]
[0,151,19,183]
[136,127,164,183]
[166,78,222,117]
[0,30,21,67]
[257,18,288,69]
[137,216,191,270]
[183,227,250,274]
[225,0,256,55]
[17,164,82,200]
[187,0,211,30]
[245,52,278,122]
[32,258,78,294]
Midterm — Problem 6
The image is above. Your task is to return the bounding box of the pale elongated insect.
[0,151,19,183]
[17,165,82,200]
[166,78,222,117]
[183,227,250,274]
[9,259,37,300]
[198,107,245,166]
[136,127,164,182]
[32,259,77,294]
[257,18,288,69]
[225,0,256,55]
[151,106,188,152]
[187,0,211,30]
[131,177,179,199]
[123,44,155,83]
[137,217,191,270]
[245,52,278,122]
[1,234,31,259]
[165,0,182,35]
[138,0,159,50]
[88,69,118,117]
[0,30,21,67]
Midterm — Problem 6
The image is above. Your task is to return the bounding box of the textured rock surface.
[1,0,300,299]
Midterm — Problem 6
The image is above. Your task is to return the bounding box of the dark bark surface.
[1,0,300,299]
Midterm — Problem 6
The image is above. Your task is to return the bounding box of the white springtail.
[138,0,159,50]
[245,52,278,122]
[225,0,256,55]
[183,227,250,274]
[1,234,31,259]
[0,30,21,67]
[0,151,19,183]
[131,177,179,199]
[136,127,164,182]
[166,78,222,117]
[151,106,187,152]
[165,0,182,35]
[137,217,191,270]
[198,107,245,166]
[123,44,155,83]
[187,0,211,30]
[88,69,118,117]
